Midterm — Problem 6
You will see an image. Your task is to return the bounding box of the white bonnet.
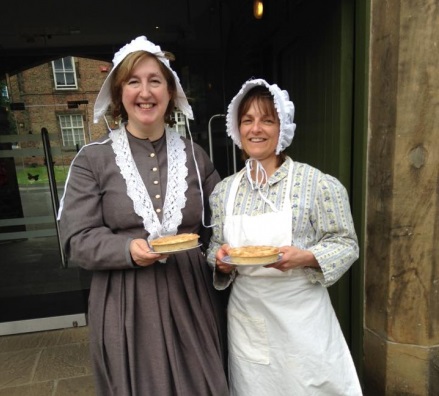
[226,78,296,154]
[93,36,193,123]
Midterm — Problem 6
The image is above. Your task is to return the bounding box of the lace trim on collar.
[110,126,188,239]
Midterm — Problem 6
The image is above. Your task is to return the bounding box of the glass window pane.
[53,59,63,69]
[55,72,65,86]
[63,57,73,70]
[65,73,75,86]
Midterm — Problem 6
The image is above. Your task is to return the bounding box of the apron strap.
[226,170,246,216]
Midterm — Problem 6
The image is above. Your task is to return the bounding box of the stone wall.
[365,0,439,394]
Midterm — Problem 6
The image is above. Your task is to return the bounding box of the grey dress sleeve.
[58,143,137,270]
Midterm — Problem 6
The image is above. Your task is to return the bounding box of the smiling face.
[121,55,171,139]
[110,53,175,139]
[239,95,280,172]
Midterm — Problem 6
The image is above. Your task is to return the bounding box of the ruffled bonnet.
[93,36,193,123]
[226,78,296,154]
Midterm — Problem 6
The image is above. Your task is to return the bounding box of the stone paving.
[0,326,95,395]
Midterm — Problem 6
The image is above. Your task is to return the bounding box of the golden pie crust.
[228,245,279,265]
[150,233,200,252]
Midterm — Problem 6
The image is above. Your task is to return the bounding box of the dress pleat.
[88,250,228,396]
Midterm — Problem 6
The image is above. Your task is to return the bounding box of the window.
[1,83,8,99]
[59,115,85,147]
[174,111,186,137]
[52,57,78,89]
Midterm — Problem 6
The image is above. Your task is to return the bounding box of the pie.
[228,245,279,265]
[150,233,200,253]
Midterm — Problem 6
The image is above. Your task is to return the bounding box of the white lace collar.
[110,125,188,240]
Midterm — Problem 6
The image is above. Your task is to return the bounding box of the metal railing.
[41,127,67,268]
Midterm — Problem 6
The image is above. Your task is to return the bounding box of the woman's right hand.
[215,244,236,274]
[130,238,168,267]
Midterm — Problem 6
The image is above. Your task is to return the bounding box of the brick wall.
[8,56,112,167]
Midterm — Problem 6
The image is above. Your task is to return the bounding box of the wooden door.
[274,0,364,370]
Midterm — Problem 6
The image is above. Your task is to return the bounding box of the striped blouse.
[207,157,359,287]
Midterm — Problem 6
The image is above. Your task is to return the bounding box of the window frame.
[58,114,86,147]
[174,110,187,137]
[52,56,78,90]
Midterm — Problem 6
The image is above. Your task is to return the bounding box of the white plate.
[148,243,202,254]
[221,254,282,266]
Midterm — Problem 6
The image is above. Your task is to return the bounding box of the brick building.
[7,56,112,168]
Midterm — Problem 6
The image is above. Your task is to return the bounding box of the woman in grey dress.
[58,36,229,396]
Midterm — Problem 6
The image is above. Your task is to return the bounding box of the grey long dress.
[58,128,228,396]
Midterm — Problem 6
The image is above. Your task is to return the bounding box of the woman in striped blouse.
[207,78,363,396]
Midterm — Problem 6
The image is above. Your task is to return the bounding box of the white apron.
[224,160,362,396]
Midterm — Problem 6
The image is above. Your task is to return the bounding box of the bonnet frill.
[93,35,193,123]
[226,78,296,154]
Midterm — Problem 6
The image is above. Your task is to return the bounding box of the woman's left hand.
[265,245,320,272]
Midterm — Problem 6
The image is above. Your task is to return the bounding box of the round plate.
[149,243,202,254]
[220,254,282,266]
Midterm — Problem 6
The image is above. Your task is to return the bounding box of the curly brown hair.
[110,51,178,126]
